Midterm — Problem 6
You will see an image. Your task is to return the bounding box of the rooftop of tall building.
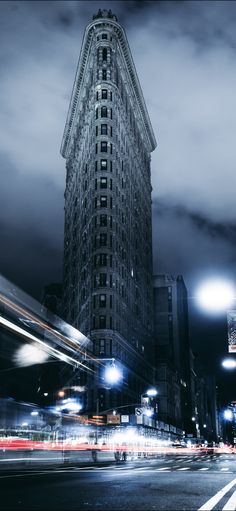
[93,9,118,22]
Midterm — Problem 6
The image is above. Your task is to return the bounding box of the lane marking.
[198,468,209,471]
[222,490,236,511]
[221,468,229,471]
[177,467,190,471]
[155,467,170,471]
[198,478,236,511]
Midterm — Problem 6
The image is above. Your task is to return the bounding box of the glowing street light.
[104,362,122,385]
[146,388,158,397]
[222,358,236,369]
[224,409,233,421]
[195,279,235,314]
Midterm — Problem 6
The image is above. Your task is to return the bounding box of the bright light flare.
[195,280,235,313]
[104,364,122,384]
[224,409,233,421]
[13,343,49,366]
[222,358,236,369]
[146,388,158,397]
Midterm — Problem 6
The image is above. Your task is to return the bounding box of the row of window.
[94,196,113,209]
[92,315,113,330]
[97,69,109,81]
[94,214,112,227]
[93,233,112,248]
[95,159,112,172]
[96,89,112,101]
[93,293,112,308]
[95,141,113,153]
[95,177,112,190]
[96,34,112,41]
[96,106,112,119]
[96,124,112,136]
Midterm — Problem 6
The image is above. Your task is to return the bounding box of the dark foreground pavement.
[1,453,236,510]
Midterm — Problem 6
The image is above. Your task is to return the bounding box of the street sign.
[121,415,129,423]
[135,407,144,416]
[107,414,120,424]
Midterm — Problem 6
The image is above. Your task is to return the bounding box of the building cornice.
[61,16,157,159]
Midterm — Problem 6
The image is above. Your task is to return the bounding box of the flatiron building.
[61,9,157,413]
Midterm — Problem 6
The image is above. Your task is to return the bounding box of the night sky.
[0,0,236,402]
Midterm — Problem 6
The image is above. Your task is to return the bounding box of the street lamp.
[195,279,235,314]
[222,358,236,369]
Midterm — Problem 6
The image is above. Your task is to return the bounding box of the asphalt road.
[1,453,236,510]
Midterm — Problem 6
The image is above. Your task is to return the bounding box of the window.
[100,214,107,226]
[110,91,113,101]
[99,273,107,287]
[96,126,98,136]
[110,126,113,137]
[110,161,112,172]
[110,108,112,119]
[101,106,107,117]
[99,316,106,329]
[100,254,107,266]
[100,177,107,189]
[95,143,98,154]
[102,89,107,99]
[102,33,107,39]
[101,124,107,135]
[102,69,107,80]
[99,295,106,307]
[96,108,98,119]
[99,339,105,354]
[100,233,107,246]
[101,159,107,170]
[100,196,107,208]
[102,48,107,61]
[95,160,98,171]
[110,143,113,154]
[101,141,107,152]
[96,91,99,101]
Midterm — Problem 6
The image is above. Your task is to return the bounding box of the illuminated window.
[100,177,107,189]
[99,294,106,307]
[101,159,107,170]
[100,196,107,208]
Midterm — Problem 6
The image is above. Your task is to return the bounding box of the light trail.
[0,316,93,372]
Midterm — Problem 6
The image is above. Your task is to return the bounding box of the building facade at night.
[61,10,157,413]
[153,274,192,434]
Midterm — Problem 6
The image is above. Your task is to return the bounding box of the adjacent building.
[153,275,192,434]
[61,9,157,414]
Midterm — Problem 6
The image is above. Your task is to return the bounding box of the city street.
[1,453,236,510]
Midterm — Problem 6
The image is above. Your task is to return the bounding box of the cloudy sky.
[1,0,236,397]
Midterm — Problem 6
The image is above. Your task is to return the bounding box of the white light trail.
[0,316,93,372]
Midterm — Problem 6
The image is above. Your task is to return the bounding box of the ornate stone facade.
[61,10,157,412]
